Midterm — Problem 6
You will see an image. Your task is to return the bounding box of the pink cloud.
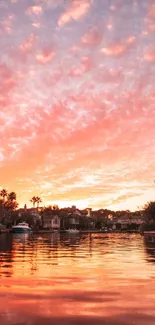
[68,56,93,77]
[126,36,136,44]
[101,43,126,56]
[26,5,43,16]
[43,68,63,86]
[58,1,91,26]
[109,4,116,11]
[81,56,93,72]
[32,22,41,28]
[149,4,155,18]
[95,67,123,84]
[36,49,55,64]
[0,64,16,95]
[81,27,102,46]
[68,67,83,77]
[70,45,81,54]
[144,49,155,61]
[100,36,136,58]
[19,34,36,53]
[148,24,155,32]
[1,15,14,34]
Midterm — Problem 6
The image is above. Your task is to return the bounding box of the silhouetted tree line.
[1,188,155,231]
[139,201,155,233]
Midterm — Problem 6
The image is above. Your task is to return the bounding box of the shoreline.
[33,229,139,234]
[0,229,140,235]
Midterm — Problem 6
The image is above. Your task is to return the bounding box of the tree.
[8,192,17,202]
[0,199,5,220]
[4,200,18,212]
[11,211,20,226]
[59,209,69,229]
[2,200,19,227]
[30,196,37,208]
[36,196,42,208]
[53,204,59,211]
[143,201,155,223]
[20,211,35,226]
[41,206,53,216]
[0,189,8,201]
[0,190,18,226]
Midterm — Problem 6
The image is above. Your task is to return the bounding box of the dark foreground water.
[0,233,155,325]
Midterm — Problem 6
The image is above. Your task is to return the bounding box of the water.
[0,233,155,325]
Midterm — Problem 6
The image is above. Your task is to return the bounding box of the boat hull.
[12,228,32,234]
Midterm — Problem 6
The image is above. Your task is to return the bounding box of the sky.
[0,0,155,211]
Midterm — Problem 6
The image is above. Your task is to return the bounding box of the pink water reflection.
[0,233,155,325]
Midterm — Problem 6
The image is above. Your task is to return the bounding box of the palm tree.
[4,200,18,211]
[30,196,37,208]
[0,189,8,202]
[8,191,16,202]
[36,196,42,208]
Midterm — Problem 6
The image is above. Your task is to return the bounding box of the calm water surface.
[0,233,155,325]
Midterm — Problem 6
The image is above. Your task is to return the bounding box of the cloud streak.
[58,1,91,26]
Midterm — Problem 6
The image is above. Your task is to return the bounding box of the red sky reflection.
[0,0,155,210]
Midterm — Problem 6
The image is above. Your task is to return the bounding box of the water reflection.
[144,236,155,263]
[0,234,13,278]
[0,233,155,325]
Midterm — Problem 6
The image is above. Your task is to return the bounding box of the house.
[68,215,80,227]
[42,215,60,230]
[117,216,130,229]
[17,208,25,217]
[28,208,41,221]
[116,215,143,230]
[17,206,41,225]
[63,206,82,229]
[71,206,82,216]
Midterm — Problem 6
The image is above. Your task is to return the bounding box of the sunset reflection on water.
[0,233,155,325]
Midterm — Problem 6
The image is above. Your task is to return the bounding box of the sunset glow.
[1,0,155,210]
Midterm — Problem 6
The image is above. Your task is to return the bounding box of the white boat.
[12,222,32,233]
[66,229,80,234]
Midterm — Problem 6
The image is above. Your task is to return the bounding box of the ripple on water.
[0,233,155,325]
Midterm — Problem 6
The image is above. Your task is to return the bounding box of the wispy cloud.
[58,1,91,26]
[19,34,36,53]
[26,6,43,16]
[36,49,55,64]
[101,43,127,56]
[81,27,102,47]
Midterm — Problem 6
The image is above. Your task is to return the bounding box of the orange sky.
[0,0,155,211]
